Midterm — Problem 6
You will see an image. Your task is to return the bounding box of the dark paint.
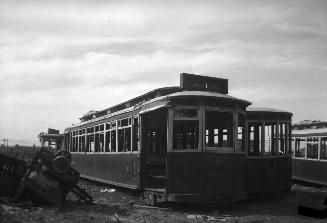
[292,158,327,186]
[246,157,292,193]
[166,152,247,202]
[71,153,140,189]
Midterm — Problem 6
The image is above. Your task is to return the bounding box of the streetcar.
[63,73,293,204]
[245,107,292,194]
[292,120,327,186]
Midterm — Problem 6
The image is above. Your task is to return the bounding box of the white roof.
[67,90,250,130]
[143,90,251,106]
[293,128,327,136]
[247,106,291,114]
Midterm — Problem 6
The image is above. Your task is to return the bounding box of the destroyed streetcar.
[63,73,293,204]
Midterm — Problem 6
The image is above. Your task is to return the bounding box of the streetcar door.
[141,109,167,189]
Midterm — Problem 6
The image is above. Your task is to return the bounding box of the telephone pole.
[2,138,9,148]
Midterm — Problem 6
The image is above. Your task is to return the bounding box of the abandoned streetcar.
[292,120,327,186]
[63,73,293,204]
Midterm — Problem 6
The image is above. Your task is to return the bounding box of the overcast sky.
[0,0,326,145]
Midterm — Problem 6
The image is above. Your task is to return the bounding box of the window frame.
[68,115,139,154]
[306,137,319,160]
[245,119,292,158]
[293,137,306,158]
[171,106,201,152]
[320,137,327,160]
[203,108,235,153]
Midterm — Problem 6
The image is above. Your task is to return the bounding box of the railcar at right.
[292,121,327,186]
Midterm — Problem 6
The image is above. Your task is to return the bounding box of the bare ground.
[1,180,326,223]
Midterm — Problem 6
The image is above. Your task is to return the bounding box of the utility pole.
[2,138,9,148]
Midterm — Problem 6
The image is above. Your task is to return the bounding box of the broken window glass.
[111,130,116,152]
[94,133,99,152]
[307,137,318,159]
[174,109,198,119]
[278,123,287,155]
[89,134,94,152]
[133,117,139,151]
[205,111,233,149]
[237,113,245,152]
[294,138,306,158]
[264,122,278,156]
[173,120,199,150]
[99,133,104,152]
[105,131,110,152]
[248,122,261,156]
[321,137,327,160]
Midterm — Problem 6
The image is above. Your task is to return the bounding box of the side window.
[248,122,261,156]
[307,137,319,159]
[105,130,110,152]
[133,117,139,151]
[99,132,104,152]
[117,118,131,152]
[79,134,85,152]
[237,113,245,152]
[278,123,287,155]
[294,138,306,158]
[95,132,99,152]
[264,122,278,156]
[111,129,116,152]
[73,131,78,152]
[86,127,94,152]
[321,137,327,160]
[89,134,95,152]
[118,128,131,152]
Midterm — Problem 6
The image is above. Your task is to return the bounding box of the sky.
[0,0,326,146]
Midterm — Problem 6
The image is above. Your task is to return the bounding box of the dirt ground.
[1,180,326,223]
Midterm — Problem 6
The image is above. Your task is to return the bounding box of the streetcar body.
[63,73,293,203]
[292,121,327,186]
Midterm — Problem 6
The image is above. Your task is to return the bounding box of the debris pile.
[0,143,93,208]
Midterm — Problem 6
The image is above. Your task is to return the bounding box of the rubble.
[0,130,93,208]
[100,188,116,193]
[186,214,230,221]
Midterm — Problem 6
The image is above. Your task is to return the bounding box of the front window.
[205,111,233,149]
[173,120,199,150]
[144,109,167,155]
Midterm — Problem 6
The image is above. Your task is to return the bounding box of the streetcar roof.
[293,128,327,137]
[67,90,251,130]
[247,106,292,115]
[142,90,251,106]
